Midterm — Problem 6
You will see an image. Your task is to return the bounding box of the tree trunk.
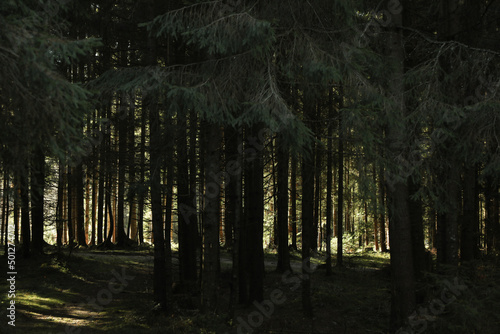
[290,154,298,250]
[13,173,20,244]
[246,124,265,303]
[226,125,242,317]
[223,125,234,249]
[19,168,30,257]
[461,165,476,261]
[201,122,221,311]
[138,101,146,245]
[2,174,9,252]
[386,4,416,330]
[379,163,388,252]
[75,163,87,247]
[177,109,197,283]
[325,88,334,275]
[444,167,460,265]
[276,135,291,272]
[149,96,167,308]
[116,96,128,247]
[409,177,426,278]
[336,87,344,267]
[67,167,75,247]
[56,162,64,247]
[301,148,314,317]
[31,147,45,254]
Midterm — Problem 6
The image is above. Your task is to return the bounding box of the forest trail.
[5,249,392,334]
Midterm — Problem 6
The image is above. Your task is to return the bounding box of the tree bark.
[31,147,45,254]
[290,154,298,250]
[201,122,221,311]
[246,124,265,303]
[336,87,344,267]
[386,3,416,330]
[19,168,30,257]
[149,96,167,308]
[301,148,314,317]
[177,109,198,283]
[276,135,291,272]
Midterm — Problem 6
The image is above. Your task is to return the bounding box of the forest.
[1,0,500,333]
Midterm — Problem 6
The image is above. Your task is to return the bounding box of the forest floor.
[1,245,499,334]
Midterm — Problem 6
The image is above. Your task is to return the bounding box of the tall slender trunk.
[386,3,416,330]
[164,113,174,300]
[97,107,107,244]
[201,123,221,311]
[137,101,146,245]
[325,89,334,275]
[177,109,197,283]
[246,124,265,302]
[75,163,87,247]
[188,109,200,270]
[276,135,290,272]
[56,162,64,247]
[290,154,297,250]
[149,94,167,308]
[461,165,476,261]
[19,168,30,257]
[67,167,75,247]
[313,105,322,252]
[336,87,344,267]
[31,147,45,254]
[13,172,20,244]
[226,125,242,316]
[127,102,137,242]
[372,164,380,251]
[409,177,426,278]
[301,147,314,317]
[2,174,9,252]
[116,95,128,247]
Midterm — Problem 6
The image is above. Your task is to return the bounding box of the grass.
[1,247,499,333]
